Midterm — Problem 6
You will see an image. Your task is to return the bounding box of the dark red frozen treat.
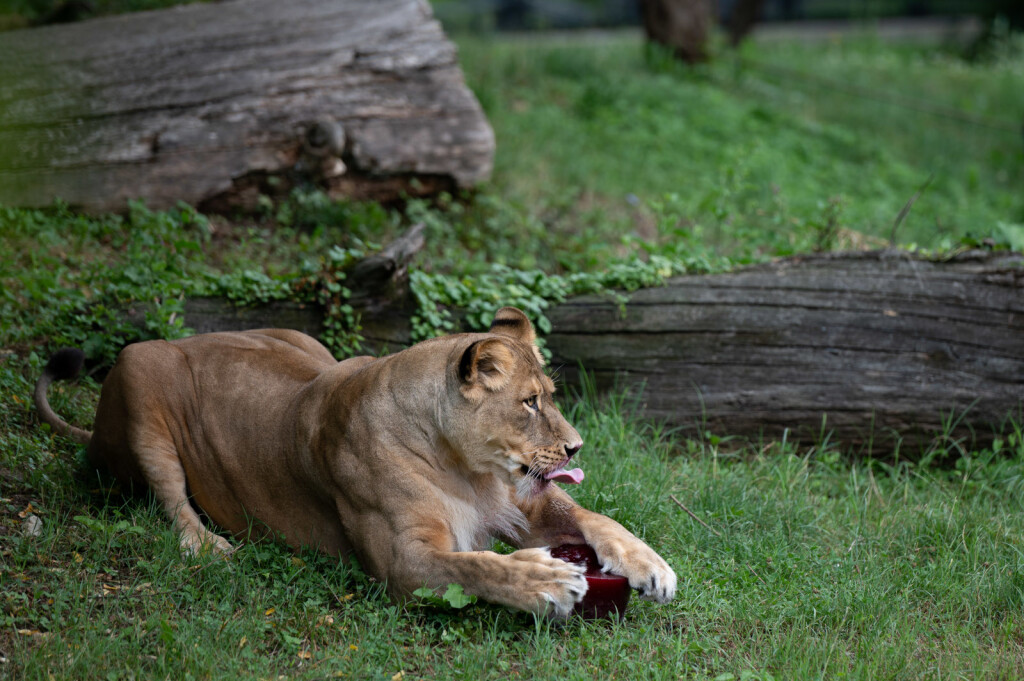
[549,544,600,571]
[550,544,631,620]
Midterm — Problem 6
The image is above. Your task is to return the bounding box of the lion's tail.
[34,348,92,445]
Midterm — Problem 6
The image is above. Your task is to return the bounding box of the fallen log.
[133,249,1024,449]
[0,0,494,213]
[548,250,1024,449]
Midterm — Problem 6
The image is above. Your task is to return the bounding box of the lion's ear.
[489,306,546,366]
[459,338,513,392]
[488,307,536,345]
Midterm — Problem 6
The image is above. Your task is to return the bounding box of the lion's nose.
[565,442,582,459]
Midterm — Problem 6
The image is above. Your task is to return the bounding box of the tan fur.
[35,307,676,616]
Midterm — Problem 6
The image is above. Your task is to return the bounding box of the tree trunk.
[728,0,766,47]
[0,0,495,214]
[639,0,715,64]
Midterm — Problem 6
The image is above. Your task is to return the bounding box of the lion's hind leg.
[131,424,233,556]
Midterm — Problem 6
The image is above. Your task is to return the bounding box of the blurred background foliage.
[1,0,1022,353]
[1,0,1021,30]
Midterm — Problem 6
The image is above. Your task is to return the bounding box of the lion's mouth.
[519,462,585,485]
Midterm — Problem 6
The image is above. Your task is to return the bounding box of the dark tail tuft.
[35,348,92,445]
[45,348,85,381]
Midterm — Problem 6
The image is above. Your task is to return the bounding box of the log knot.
[300,118,348,179]
[303,119,346,158]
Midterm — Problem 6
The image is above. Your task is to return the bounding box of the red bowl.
[550,544,631,620]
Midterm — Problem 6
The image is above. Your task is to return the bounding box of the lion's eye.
[524,395,540,411]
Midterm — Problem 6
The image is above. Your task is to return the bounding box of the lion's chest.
[443,494,527,552]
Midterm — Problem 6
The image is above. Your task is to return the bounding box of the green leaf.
[442,584,477,609]
[413,584,477,609]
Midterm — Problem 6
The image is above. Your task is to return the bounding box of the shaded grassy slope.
[458,31,1023,254]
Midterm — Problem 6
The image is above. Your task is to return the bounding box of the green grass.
[3,373,1024,680]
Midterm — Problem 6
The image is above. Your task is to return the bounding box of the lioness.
[35,307,676,616]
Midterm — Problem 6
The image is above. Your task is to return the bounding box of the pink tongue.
[543,467,585,484]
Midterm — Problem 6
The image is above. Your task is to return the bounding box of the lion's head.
[445,307,583,498]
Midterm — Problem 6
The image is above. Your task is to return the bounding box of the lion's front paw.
[510,547,589,618]
[179,528,234,558]
[591,539,677,604]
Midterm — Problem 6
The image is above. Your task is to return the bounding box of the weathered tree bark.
[0,0,494,214]
[639,0,715,64]
[134,249,1024,449]
[549,250,1024,449]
